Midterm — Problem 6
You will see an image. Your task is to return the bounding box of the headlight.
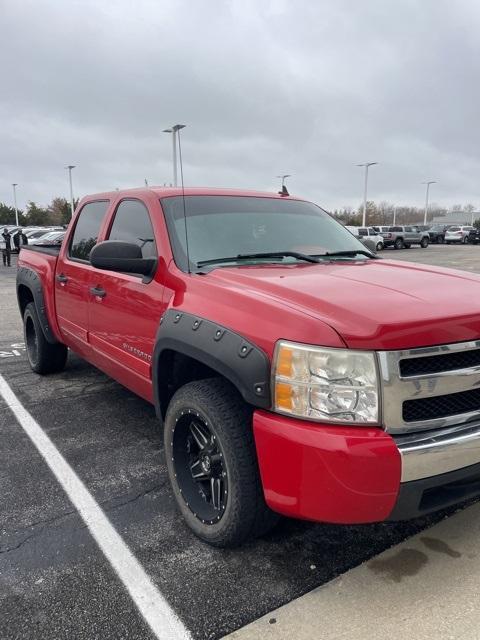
[273,341,379,424]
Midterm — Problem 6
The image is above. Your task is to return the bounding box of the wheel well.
[17,284,34,316]
[156,350,222,418]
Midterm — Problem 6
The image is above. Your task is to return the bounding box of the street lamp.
[357,162,378,227]
[422,180,437,225]
[276,174,291,189]
[65,165,76,218]
[163,124,186,187]
[12,183,19,226]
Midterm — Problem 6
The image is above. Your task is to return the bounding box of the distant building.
[430,212,480,226]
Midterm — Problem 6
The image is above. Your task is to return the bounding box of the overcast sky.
[2,0,480,212]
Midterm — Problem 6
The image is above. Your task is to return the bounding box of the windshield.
[161,196,367,271]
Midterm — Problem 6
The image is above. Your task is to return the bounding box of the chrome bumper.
[396,421,480,482]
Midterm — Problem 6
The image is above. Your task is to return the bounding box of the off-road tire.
[420,237,429,248]
[394,237,404,249]
[164,378,279,547]
[23,302,68,374]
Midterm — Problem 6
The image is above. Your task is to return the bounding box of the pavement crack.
[0,532,37,554]
[103,482,165,512]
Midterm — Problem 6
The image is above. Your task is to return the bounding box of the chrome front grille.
[378,340,480,434]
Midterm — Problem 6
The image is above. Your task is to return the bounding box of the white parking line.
[0,373,191,640]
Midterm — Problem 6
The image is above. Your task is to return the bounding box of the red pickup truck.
[17,187,480,546]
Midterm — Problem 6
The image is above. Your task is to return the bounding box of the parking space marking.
[0,373,191,640]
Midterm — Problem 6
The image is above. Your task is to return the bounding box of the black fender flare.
[152,310,271,419]
[16,267,60,344]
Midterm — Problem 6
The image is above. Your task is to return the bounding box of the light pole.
[276,174,291,189]
[163,124,186,187]
[422,180,436,225]
[65,165,76,218]
[12,183,19,226]
[393,206,397,225]
[357,162,378,227]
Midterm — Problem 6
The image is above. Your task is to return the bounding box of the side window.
[405,226,412,232]
[69,201,109,261]
[107,199,157,258]
[358,228,368,236]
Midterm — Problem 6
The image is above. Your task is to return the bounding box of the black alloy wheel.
[172,410,228,524]
[23,302,68,374]
[164,378,279,547]
[25,313,39,368]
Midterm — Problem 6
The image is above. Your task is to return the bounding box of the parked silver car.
[380,225,430,249]
[345,226,384,252]
[445,225,474,244]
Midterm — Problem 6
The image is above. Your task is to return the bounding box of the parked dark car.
[467,228,480,244]
[427,224,450,244]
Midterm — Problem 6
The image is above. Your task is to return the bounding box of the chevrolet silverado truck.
[16,188,480,547]
[381,225,430,249]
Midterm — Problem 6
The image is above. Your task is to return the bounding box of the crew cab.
[381,225,430,249]
[16,187,480,547]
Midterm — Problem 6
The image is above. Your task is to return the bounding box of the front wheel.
[437,235,444,244]
[23,302,68,374]
[376,242,384,251]
[394,238,404,249]
[164,378,279,547]
[420,237,429,248]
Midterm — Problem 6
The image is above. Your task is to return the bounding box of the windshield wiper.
[196,251,321,268]
[314,250,378,259]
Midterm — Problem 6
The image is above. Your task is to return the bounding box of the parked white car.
[346,226,384,251]
[445,226,474,244]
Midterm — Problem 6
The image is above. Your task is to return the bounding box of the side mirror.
[90,241,157,279]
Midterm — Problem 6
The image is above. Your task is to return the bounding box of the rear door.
[55,200,110,354]
[87,198,166,402]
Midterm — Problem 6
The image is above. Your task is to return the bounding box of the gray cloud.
[2,0,480,211]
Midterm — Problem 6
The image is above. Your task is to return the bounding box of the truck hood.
[208,259,480,350]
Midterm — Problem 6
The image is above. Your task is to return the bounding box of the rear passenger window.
[69,201,109,261]
[107,200,157,258]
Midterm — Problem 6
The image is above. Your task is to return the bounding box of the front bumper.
[253,411,480,524]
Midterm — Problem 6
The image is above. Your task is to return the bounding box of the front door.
[87,198,166,402]
[55,200,110,356]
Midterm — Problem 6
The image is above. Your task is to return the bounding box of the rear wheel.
[437,235,444,244]
[23,302,68,374]
[394,237,404,249]
[420,237,429,248]
[164,378,279,547]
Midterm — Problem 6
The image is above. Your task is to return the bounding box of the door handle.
[90,286,106,298]
[56,273,68,283]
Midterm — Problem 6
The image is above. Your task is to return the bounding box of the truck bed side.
[17,246,64,344]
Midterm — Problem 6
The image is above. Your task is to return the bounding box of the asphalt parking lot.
[1,244,479,640]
